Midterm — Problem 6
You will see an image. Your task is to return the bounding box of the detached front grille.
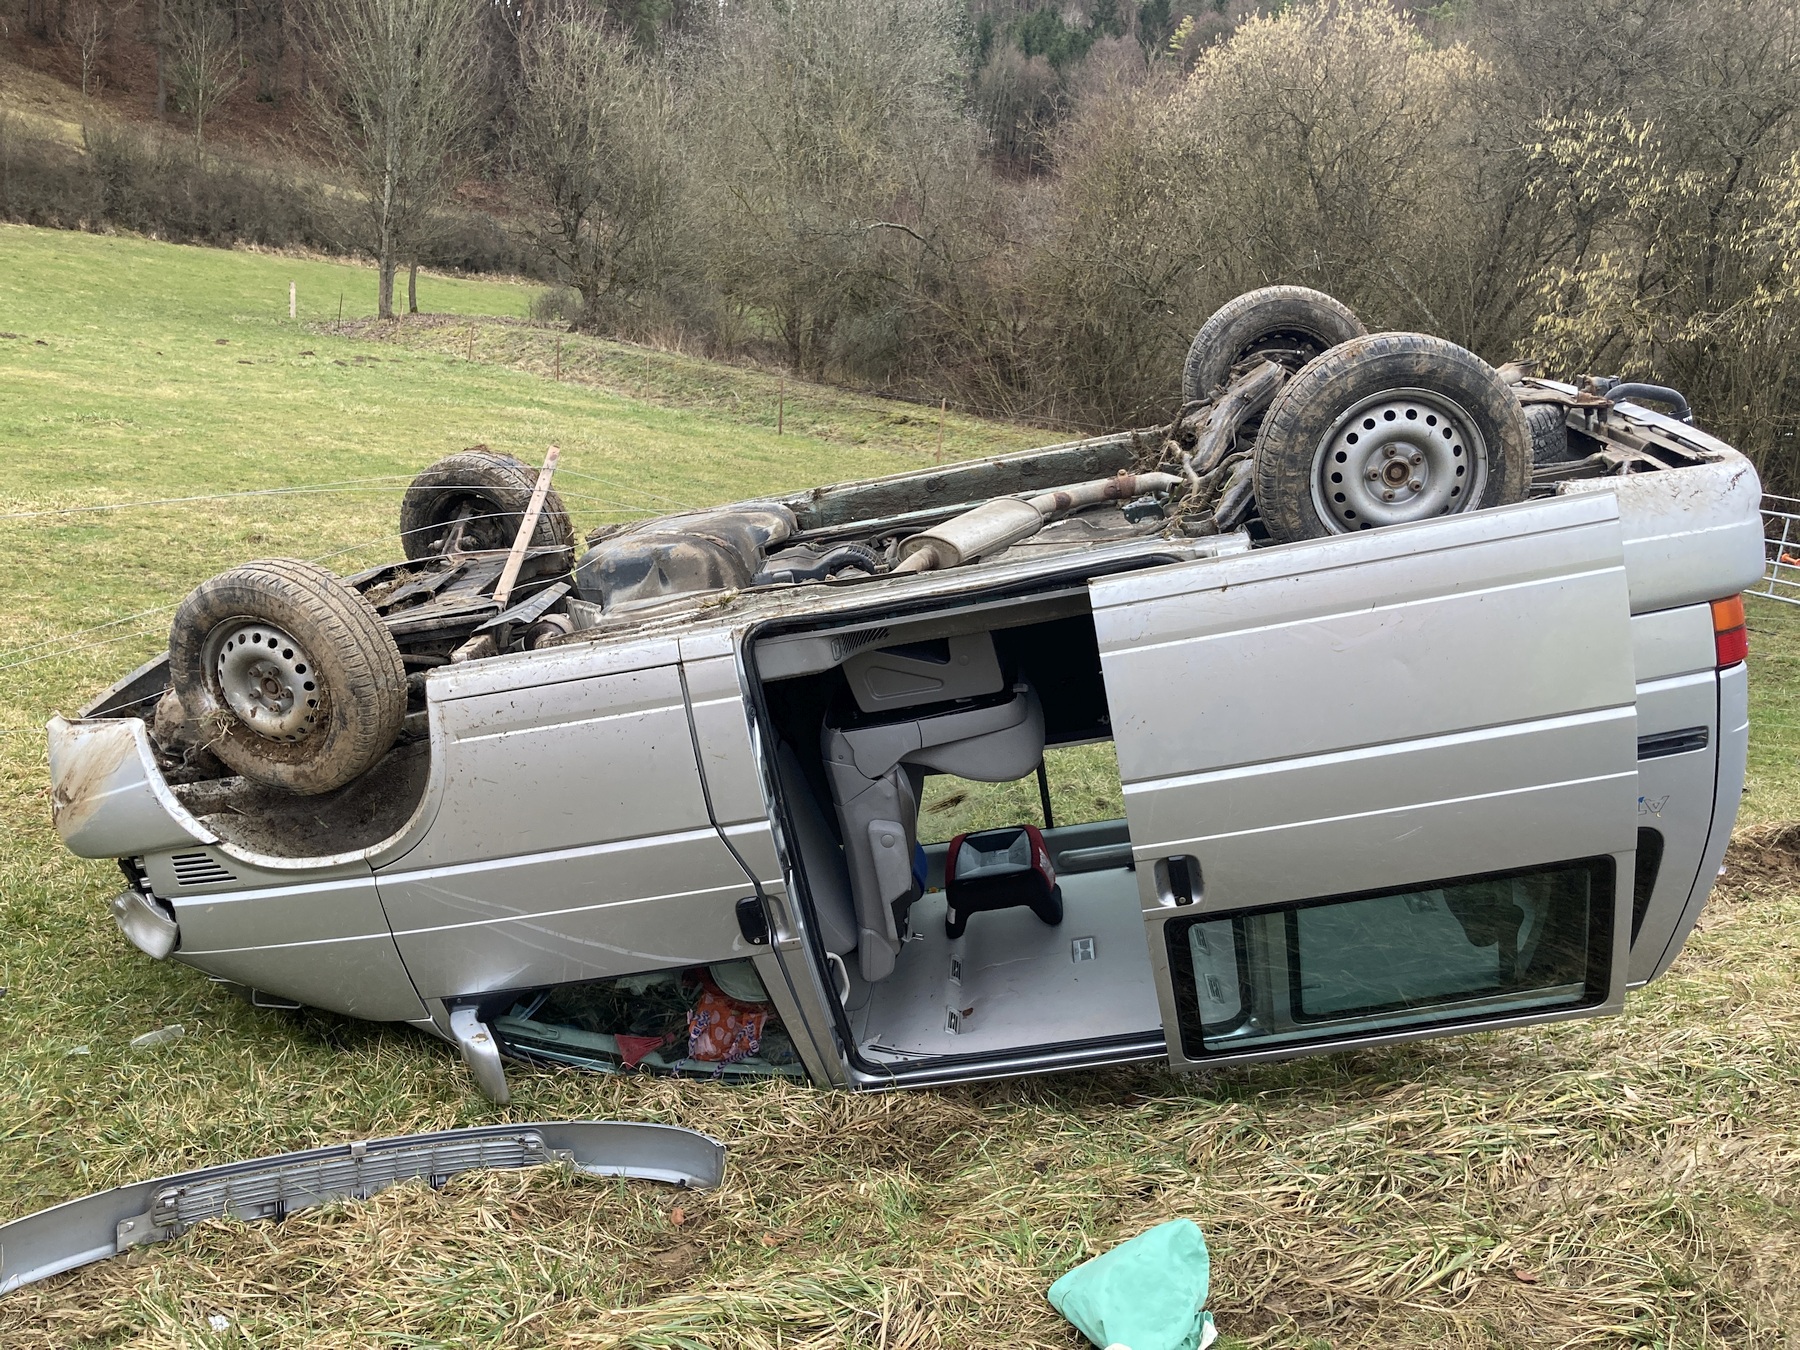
[169,852,238,887]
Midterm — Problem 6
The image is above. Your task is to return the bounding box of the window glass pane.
[1186,920,1243,1030]
[1170,858,1611,1057]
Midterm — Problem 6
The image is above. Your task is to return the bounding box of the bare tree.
[63,0,126,98]
[305,0,485,319]
[515,14,675,332]
[164,0,240,147]
[680,0,974,373]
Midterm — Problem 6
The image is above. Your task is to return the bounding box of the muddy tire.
[1251,332,1531,545]
[399,449,574,563]
[1181,286,1367,404]
[169,559,406,795]
[1523,401,1571,464]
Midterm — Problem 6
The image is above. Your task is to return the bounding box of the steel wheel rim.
[1310,387,1488,532]
[205,620,321,742]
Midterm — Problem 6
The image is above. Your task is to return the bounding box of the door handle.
[1153,855,1202,907]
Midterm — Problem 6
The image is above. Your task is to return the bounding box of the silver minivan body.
[47,389,1765,1091]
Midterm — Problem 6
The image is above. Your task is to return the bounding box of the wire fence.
[1751,494,1800,606]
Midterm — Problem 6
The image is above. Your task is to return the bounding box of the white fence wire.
[1752,494,1800,606]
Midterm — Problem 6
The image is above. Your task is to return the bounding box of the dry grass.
[2,828,1796,1347]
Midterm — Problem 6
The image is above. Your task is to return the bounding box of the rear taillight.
[1712,595,1748,667]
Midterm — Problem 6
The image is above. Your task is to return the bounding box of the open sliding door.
[1090,495,1639,1069]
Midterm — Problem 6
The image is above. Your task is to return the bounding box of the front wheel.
[168,559,407,795]
[1251,332,1531,545]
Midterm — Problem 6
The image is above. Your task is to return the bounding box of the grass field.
[2,223,1798,1348]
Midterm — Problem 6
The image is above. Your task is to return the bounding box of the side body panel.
[169,871,427,1023]
[1648,661,1748,981]
[375,640,751,1000]
[1625,604,1723,984]
[1092,496,1641,1069]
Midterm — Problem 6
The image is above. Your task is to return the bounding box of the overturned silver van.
[46,291,1765,1098]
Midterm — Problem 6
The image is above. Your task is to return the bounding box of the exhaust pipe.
[893,472,1181,574]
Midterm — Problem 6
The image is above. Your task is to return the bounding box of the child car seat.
[822,684,1045,982]
[944,823,1063,939]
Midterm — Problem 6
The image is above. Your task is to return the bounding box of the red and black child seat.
[943,823,1064,939]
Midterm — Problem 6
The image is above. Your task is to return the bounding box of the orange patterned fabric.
[687,975,768,1063]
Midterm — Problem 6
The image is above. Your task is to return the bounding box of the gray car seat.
[822,685,1045,982]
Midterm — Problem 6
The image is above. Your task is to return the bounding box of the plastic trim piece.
[449,1005,511,1104]
[0,1120,725,1296]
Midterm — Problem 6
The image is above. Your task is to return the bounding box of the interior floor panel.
[853,868,1159,1059]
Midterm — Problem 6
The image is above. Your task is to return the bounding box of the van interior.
[753,584,1163,1070]
[490,581,1159,1079]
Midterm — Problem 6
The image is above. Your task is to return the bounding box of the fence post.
[778,374,785,436]
[554,335,562,382]
[937,397,946,464]
[289,282,296,320]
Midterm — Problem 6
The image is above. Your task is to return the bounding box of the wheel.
[1181,285,1367,404]
[1251,332,1532,544]
[399,448,574,563]
[1523,401,1571,464]
[169,559,407,795]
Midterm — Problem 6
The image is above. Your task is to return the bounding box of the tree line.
[3,0,1798,489]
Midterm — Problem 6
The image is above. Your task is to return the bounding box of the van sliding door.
[1089,495,1639,1069]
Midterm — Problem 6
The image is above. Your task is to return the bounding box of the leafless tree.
[164,0,240,148]
[515,13,675,332]
[305,0,485,319]
[678,0,975,373]
[63,0,125,98]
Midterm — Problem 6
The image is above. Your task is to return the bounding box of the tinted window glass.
[1167,858,1613,1058]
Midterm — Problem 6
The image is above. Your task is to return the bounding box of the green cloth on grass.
[1046,1218,1217,1350]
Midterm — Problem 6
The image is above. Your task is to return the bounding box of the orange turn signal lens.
[1711,595,1748,667]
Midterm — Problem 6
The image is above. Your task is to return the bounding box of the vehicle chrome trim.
[0,1121,723,1296]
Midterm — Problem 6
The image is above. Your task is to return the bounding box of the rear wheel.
[169,559,406,795]
[399,448,574,563]
[1251,332,1531,544]
[1181,285,1367,404]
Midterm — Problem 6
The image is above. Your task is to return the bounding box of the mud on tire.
[399,448,575,563]
[169,559,407,795]
[1181,285,1368,404]
[1251,332,1532,545]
